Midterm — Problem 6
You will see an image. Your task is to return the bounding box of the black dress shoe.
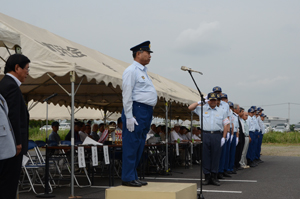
[210,173,220,186]
[122,180,142,187]
[136,179,148,186]
[231,170,237,174]
[258,159,264,163]
[202,174,210,185]
[223,172,232,178]
[217,173,225,179]
[249,162,256,167]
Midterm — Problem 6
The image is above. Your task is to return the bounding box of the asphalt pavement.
[20,155,300,199]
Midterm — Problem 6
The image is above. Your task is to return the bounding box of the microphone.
[43,93,58,102]
[181,66,203,75]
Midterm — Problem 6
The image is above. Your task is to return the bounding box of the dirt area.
[261,143,300,157]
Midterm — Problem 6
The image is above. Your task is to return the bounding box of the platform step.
[106,182,197,199]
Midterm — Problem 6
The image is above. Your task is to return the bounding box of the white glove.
[197,101,202,105]
[236,137,239,146]
[226,133,230,141]
[221,137,225,147]
[126,118,139,132]
[230,135,233,143]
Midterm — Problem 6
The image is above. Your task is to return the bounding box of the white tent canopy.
[0,12,201,120]
[28,100,120,121]
[0,21,21,49]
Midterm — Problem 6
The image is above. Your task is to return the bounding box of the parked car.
[294,124,300,132]
[264,123,271,133]
[59,123,70,130]
[39,125,52,131]
[274,126,288,133]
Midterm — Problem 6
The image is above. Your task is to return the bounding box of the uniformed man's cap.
[250,106,257,110]
[130,41,153,53]
[257,107,264,112]
[207,92,218,100]
[216,93,221,100]
[52,121,59,127]
[228,101,234,107]
[212,86,222,92]
[248,108,254,113]
[221,93,227,99]
[261,113,266,117]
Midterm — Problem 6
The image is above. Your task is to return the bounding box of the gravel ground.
[261,143,300,157]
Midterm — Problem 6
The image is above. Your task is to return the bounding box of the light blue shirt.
[257,116,264,132]
[232,112,240,132]
[261,122,265,134]
[248,115,255,132]
[193,104,226,131]
[229,109,234,128]
[252,116,261,131]
[122,61,157,118]
[219,101,230,118]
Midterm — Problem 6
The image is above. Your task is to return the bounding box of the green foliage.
[28,127,69,141]
[29,120,55,128]
[263,131,300,144]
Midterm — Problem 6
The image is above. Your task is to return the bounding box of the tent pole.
[104,108,107,124]
[165,102,169,173]
[190,112,193,166]
[70,71,75,197]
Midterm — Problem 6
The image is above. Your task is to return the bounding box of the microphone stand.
[186,70,205,199]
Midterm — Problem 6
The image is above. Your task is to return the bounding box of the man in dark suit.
[235,107,245,171]
[0,54,30,199]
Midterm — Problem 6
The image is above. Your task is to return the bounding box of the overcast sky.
[1,0,300,123]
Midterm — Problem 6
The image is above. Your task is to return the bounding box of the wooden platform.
[105,182,197,199]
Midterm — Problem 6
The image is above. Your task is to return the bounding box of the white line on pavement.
[145,177,257,183]
[198,189,242,194]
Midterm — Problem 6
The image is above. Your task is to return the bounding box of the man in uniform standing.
[246,108,257,167]
[255,107,264,163]
[228,103,240,174]
[122,41,157,187]
[188,92,227,186]
[212,88,231,179]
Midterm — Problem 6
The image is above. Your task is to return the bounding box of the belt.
[245,136,249,137]
[203,130,222,134]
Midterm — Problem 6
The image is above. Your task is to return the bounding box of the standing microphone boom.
[181,66,203,75]
[43,93,58,102]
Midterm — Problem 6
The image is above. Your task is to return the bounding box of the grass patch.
[263,131,300,144]
[29,127,69,141]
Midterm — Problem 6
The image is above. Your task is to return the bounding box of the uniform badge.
[142,76,145,79]
[205,112,208,114]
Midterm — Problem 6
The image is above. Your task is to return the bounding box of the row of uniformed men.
[188,86,267,186]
